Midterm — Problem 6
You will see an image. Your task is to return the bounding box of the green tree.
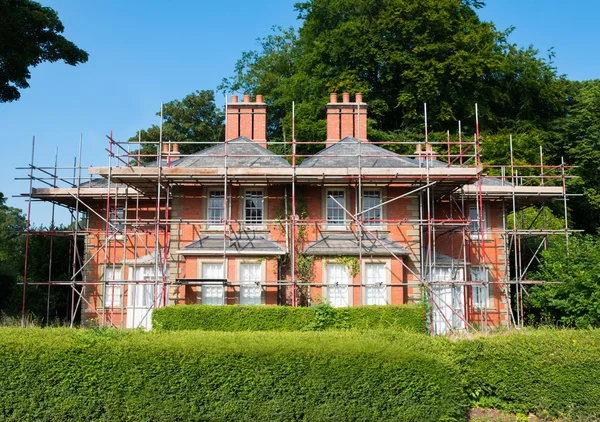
[0,0,88,102]
[526,235,600,327]
[130,90,225,163]
[221,0,566,149]
[553,80,600,234]
[0,193,26,314]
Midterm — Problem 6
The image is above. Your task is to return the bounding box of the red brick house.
[30,93,564,334]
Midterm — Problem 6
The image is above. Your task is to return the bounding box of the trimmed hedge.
[455,329,600,420]
[152,304,428,333]
[0,329,465,421]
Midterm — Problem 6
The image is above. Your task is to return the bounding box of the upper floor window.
[362,190,382,228]
[326,189,346,228]
[469,204,485,239]
[208,190,225,228]
[244,190,264,228]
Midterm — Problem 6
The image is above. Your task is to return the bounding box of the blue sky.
[1,0,599,225]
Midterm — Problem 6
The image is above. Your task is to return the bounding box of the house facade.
[30,93,564,334]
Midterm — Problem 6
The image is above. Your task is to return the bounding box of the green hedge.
[152,304,428,333]
[455,329,600,420]
[0,329,465,421]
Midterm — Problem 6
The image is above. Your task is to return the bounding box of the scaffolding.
[16,97,579,334]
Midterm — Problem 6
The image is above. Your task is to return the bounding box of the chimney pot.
[243,94,251,103]
[231,95,238,103]
[161,143,169,154]
[329,93,337,103]
[342,92,350,103]
[356,93,363,103]
[171,143,180,154]
[256,94,264,103]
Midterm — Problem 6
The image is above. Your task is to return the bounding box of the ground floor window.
[103,266,123,308]
[365,263,386,305]
[201,262,225,305]
[239,262,262,305]
[428,266,465,334]
[327,263,349,307]
[471,267,490,308]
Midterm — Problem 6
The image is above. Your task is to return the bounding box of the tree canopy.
[0,0,89,102]
[129,90,224,163]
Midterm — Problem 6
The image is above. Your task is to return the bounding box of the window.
[244,190,264,228]
[239,262,262,305]
[327,263,349,307]
[469,205,485,239]
[110,207,124,233]
[427,266,465,334]
[103,266,123,308]
[365,263,386,305]
[128,266,158,308]
[208,190,225,227]
[471,267,490,308]
[326,190,346,228]
[362,190,382,228]
[201,262,225,305]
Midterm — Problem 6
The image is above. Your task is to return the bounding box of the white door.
[202,263,225,305]
[365,263,387,305]
[327,263,349,307]
[240,263,262,305]
[127,266,158,330]
[428,267,465,335]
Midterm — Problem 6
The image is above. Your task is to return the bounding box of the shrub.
[0,328,465,421]
[152,304,427,333]
[455,329,600,420]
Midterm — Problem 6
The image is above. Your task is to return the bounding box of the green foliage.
[152,304,428,333]
[455,329,600,420]
[221,0,565,147]
[0,0,89,102]
[555,79,600,233]
[0,193,26,315]
[525,235,600,328]
[0,328,466,421]
[129,90,224,163]
[329,256,360,277]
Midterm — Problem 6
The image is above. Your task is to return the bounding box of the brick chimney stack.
[226,94,267,148]
[326,92,368,144]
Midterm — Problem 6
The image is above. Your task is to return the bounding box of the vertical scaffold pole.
[291,101,297,306]
[21,136,35,327]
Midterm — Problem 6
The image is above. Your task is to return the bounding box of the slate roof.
[150,137,290,169]
[79,178,127,188]
[179,232,285,255]
[303,233,410,256]
[299,137,420,168]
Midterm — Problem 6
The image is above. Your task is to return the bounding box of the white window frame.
[471,267,492,309]
[324,188,347,230]
[469,203,487,240]
[103,265,123,308]
[362,188,384,229]
[206,189,226,229]
[363,260,389,305]
[127,265,159,309]
[243,188,265,230]
[198,260,226,305]
[237,260,265,305]
[324,261,351,307]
